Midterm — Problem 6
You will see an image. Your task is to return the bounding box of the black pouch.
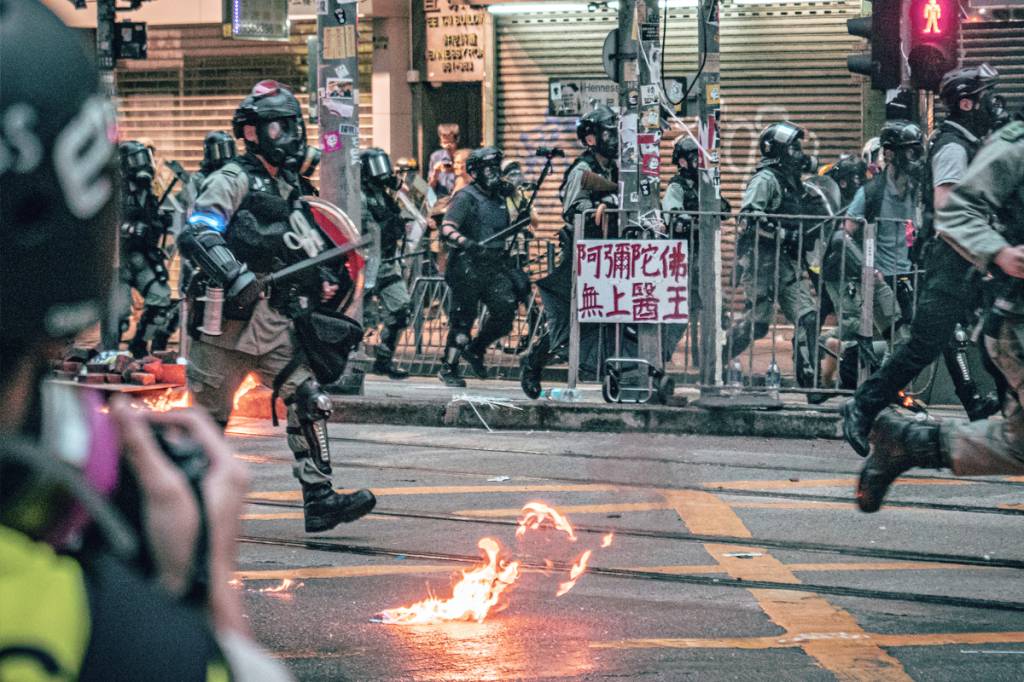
[292,309,364,385]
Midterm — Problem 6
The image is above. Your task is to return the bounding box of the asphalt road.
[228,417,1024,681]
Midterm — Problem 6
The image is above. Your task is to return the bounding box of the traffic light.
[846,0,902,91]
[908,0,961,91]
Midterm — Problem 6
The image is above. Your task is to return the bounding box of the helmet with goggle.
[201,130,236,173]
[119,140,154,184]
[231,80,307,170]
[825,153,867,186]
[672,136,700,171]
[940,64,1006,135]
[360,147,400,190]
[880,119,926,178]
[576,106,619,158]
[758,121,817,174]
[466,146,506,194]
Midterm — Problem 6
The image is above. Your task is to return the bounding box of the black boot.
[965,392,1001,421]
[462,343,489,380]
[840,398,874,457]
[438,345,467,387]
[302,484,377,532]
[856,411,945,513]
[371,349,409,380]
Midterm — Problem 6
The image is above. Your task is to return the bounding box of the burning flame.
[515,502,578,542]
[556,550,592,597]
[375,538,520,625]
[143,388,192,412]
[232,373,262,411]
[257,578,304,594]
[376,502,615,625]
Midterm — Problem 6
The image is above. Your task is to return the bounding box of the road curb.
[232,386,842,439]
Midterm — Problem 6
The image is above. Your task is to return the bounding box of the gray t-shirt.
[932,143,969,187]
[847,173,917,276]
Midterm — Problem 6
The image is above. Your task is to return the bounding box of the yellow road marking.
[454,501,669,517]
[999,503,1024,511]
[666,490,911,680]
[592,631,1024,651]
[248,483,617,502]
[235,564,455,580]
[705,478,970,491]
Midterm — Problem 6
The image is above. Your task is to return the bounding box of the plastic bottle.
[727,361,743,387]
[539,387,583,402]
[765,360,781,388]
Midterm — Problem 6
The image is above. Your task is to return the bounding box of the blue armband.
[188,211,227,233]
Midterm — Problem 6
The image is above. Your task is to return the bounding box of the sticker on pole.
[575,240,690,324]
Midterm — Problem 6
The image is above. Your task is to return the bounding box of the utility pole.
[697,0,723,389]
[96,0,117,97]
[616,0,664,386]
[316,1,363,392]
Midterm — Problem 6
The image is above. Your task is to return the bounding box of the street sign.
[548,79,617,117]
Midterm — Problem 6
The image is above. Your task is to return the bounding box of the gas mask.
[893,144,926,181]
[985,93,1011,132]
[782,141,817,176]
[474,163,506,195]
[595,127,618,159]
[256,116,307,170]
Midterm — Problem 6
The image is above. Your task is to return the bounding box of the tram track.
[238,532,1024,614]
[243,498,1024,570]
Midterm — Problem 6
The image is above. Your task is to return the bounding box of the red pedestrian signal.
[908,0,960,91]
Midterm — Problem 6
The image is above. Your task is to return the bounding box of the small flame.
[601,532,614,548]
[375,538,520,624]
[143,388,192,412]
[228,579,243,588]
[556,550,592,597]
[515,501,577,542]
[232,373,262,411]
[257,578,303,594]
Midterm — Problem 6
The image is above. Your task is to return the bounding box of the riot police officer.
[180,80,375,533]
[439,146,526,387]
[662,136,732,363]
[824,153,868,208]
[520,106,620,398]
[857,115,1024,512]
[842,66,1006,456]
[109,140,176,358]
[724,121,819,387]
[361,148,411,380]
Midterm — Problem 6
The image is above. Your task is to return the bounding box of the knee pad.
[292,378,333,423]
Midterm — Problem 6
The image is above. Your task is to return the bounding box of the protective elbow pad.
[179,227,244,287]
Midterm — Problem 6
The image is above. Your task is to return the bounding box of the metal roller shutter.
[116,19,374,175]
[962,20,1024,115]
[495,1,864,277]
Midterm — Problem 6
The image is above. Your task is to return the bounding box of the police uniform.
[843,120,1002,455]
[932,121,1024,474]
[115,178,176,356]
[362,180,412,377]
[440,181,523,383]
[726,163,818,385]
[856,121,1024,514]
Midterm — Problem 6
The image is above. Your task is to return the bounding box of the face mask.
[596,128,618,158]
[895,146,925,179]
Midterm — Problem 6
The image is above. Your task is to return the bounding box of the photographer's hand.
[111,398,200,598]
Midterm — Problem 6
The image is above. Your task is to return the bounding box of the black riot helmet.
[672,136,700,173]
[119,140,154,185]
[2,0,120,345]
[231,80,307,171]
[824,153,867,203]
[939,64,1004,136]
[576,106,619,159]
[879,119,926,179]
[758,121,817,175]
[466,146,508,195]
[360,147,400,190]
[201,130,236,173]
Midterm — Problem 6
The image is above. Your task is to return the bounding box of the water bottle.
[539,387,582,402]
[727,361,743,387]
[765,360,781,388]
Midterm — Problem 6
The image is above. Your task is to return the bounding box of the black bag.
[292,309,363,385]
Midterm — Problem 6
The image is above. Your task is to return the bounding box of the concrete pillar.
[371,0,413,159]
